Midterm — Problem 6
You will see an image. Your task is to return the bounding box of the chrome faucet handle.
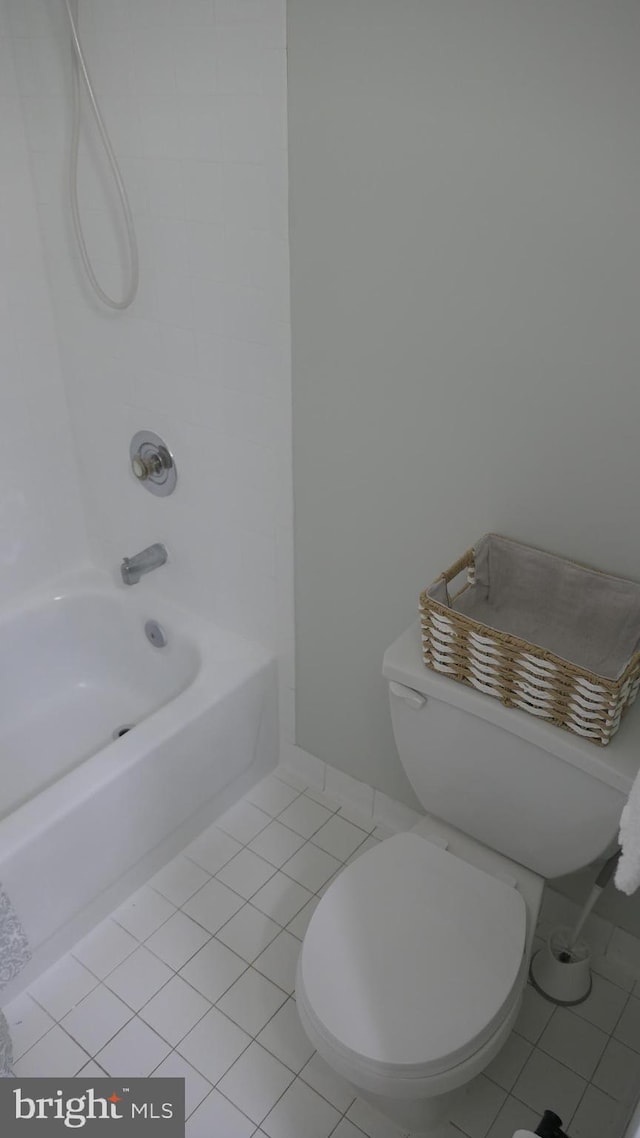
[132,451,165,481]
[130,431,177,496]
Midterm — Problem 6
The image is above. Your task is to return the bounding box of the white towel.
[615,774,640,894]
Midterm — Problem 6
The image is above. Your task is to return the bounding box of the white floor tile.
[514,987,554,1044]
[28,955,98,1021]
[312,814,370,861]
[281,843,342,893]
[61,984,133,1055]
[485,1095,540,1138]
[286,897,320,940]
[317,869,342,897]
[346,1097,411,1137]
[216,903,281,962]
[449,1075,506,1138]
[72,919,138,979]
[372,825,395,841]
[614,996,640,1052]
[78,1060,108,1077]
[257,998,315,1074]
[336,800,376,830]
[273,764,310,790]
[217,800,272,843]
[540,888,576,929]
[177,1006,251,1083]
[152,1051,212,1117]
[591,952,636,993]
[484,1033,533,1092]
[140,975,211,1045]
[246,775,302,817]
[254,930,300,993]
[182,877,245,933]
[346,837,380,866]
[570,1085,623,1138]
[261,1076,341,1138]
[607,929,640,974]
[373,792,421,833]
[323,768,373,822]
[251,872,314,926]
[104,945,174,1012]
[217,1041,294,1124]
[300,1051,357,1112]
[179,938,247,1003]
[592,1036,640,1102]
[571,974,628,1035]
[331,1122,371,1138]
[277,796,333,839]
[33,777,640,1138]
[216,848,276,899]
[145,912,211,970]
[249,820,306,868]
[113,886,176,941]
[538,1007,608,1079]
[216,967,287,1035]
[512,1048,586,1120]
[150,855,211,906]
[3,994,55,1059]
[186,1088,255,1138]
[184,826,242,875]
[95,1016,171,1077]
[13,1026,89,1077]
[304,787,342,810]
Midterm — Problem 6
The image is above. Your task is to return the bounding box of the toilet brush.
[529,849,621,1005]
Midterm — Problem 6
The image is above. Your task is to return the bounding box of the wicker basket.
[419,534,640,745]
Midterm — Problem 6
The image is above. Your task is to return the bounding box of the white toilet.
[296,623,640,1136]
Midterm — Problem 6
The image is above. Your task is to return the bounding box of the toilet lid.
[298,833,527,1078]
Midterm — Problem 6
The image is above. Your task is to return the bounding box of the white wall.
[0,1,87,602]
[289,0,640,805]
[7,0,294,741]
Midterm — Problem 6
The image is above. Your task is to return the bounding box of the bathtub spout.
[121,543,167,585]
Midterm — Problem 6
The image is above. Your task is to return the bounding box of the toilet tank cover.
[299,833,527,1075]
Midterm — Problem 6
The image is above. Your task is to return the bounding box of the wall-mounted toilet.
[296,623,640,1136]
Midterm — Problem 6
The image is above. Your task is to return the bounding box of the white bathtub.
[0,570,277,998]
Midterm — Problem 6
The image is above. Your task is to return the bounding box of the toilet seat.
[297,833,527,1083]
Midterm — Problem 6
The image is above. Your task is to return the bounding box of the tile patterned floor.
[5,766,640,1138]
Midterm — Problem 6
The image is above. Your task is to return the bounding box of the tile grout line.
[25,929,349,1111]
[565,1079,618,1135]
[16,770,640,1138]
[166,806,373,940]
[180,789,371,888]
[20,793,364,1072]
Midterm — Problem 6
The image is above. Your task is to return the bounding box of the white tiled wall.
[4,0,294,740]
[0,0,87,602]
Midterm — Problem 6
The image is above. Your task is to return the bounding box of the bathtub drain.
[113,724,135,740]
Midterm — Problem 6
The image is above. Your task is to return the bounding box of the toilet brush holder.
[529,926,592,1006]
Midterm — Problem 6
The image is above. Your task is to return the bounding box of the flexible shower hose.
[63,0,139,310]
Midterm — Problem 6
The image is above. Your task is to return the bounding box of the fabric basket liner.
[420,534,640,745]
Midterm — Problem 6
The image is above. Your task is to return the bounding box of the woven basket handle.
[440,548,475,607]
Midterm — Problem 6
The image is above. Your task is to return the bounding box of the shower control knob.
[130,431,177,497]
[132,452,163,480]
